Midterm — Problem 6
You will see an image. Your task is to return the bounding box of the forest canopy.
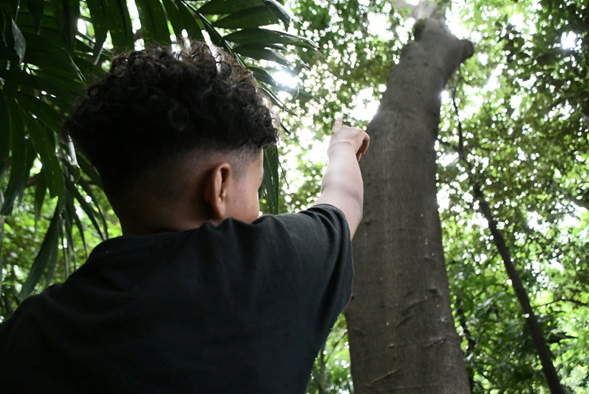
[0,0,587,393]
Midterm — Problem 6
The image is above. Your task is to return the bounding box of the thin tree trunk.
[472,186,564,394]
[345,13,474,394]
[455,294,475,392]
[447,93,565,394]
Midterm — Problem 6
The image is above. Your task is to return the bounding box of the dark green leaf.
[66,176,106,240]
[105,0,134,51]
[0,94,11,180]
[1,96,27,215]
[263,147,279,214]
[65,190,88,261]
[13,90,63,131]
[262,0,295,28]
[198,0,264,15]
[196,11,225,47]
[259,85,294,115]
[77,153,103,188]
[224,28,319,50]
[135,0,171,45]
[20,203,61,299]
[213,6,278,29]
[62,202,76,271]
[0,70,77,104]
[51,0,80,52]
[26,113,65,200]
[161,0,184,39]
[44,225,59,289]
[234,44,290,66]
[249,66,277,85]
[77,178,109,238]
[174,0,204,41]
[251,67,315,103]
[26,0,44,33]
[10,17,25,62]
[34,170,47,231]
[86,0,108,60]
[21,32,87,85]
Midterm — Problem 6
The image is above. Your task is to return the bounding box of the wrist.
[327,140,356,157]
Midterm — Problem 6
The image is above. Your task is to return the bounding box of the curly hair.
[64,41,278,199]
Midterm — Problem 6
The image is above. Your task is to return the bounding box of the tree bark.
[345,16,474,394]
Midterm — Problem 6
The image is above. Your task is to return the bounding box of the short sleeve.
[256,203,354,342]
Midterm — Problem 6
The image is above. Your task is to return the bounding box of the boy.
[0,42,369,393]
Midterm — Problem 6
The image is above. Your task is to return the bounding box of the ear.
[204,162,232,221]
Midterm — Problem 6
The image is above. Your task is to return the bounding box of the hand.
[330,115,370,161]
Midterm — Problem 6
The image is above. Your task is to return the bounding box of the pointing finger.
[332,114,343,133]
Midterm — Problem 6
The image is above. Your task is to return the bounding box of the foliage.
[0,0,316,319]
[281,0,589,392]
[1,0,588,393]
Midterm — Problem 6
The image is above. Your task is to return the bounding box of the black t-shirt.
[0,204,353,394]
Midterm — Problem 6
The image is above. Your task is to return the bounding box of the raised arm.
[314,117,370,238]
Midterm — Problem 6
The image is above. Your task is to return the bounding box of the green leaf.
[259,85,294,115]
[62,201,76,271]
[10,17,26,62]
[65,190,88,260]
[0,94,11,180]
[105,0,134,51]
[77,178,109,238]
[51,0,80,52]
[213,6,279,29]
[0,70,77,104]
[262,0,295,28]
[14,90,63,131]
[224,28,319,50]
[196,11,225,47]
[66,176,106,240]
[26,0,44,33]
[20,32,87,85]
[263,147,279,214]
[34,170,47,231]
[250,66,315,103]
[20,203,61,299]
[77,153,103,189]
[1,96,27,215]
[174,0,204,41]
[198,0,264,15]
[161,0,184,39]
[86,0,108,60]
[26,114,65,200]
[44,224,60,288]
[135,0,171,45]
[234,44,290,67]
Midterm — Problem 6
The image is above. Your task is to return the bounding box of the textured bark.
[345,17,474,394]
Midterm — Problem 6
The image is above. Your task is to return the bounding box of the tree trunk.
[345,15,474,394]
[473,185,565,394]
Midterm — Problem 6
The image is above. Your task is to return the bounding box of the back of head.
[64,41,278,209]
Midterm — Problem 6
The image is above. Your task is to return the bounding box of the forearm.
[315,142,364,237]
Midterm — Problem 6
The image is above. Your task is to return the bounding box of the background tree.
[284,0,587,392]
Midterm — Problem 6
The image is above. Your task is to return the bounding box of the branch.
[536,298,589,308]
